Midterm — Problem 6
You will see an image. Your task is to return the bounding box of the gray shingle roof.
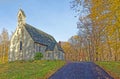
[24,24,59,51]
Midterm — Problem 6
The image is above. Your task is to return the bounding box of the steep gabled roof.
[24,24,57,51]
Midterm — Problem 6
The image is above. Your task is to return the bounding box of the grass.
[0,60,65,79]
[96,61,120,79]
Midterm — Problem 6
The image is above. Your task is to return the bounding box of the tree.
[0,28,10,63]
[69,35,89,61]
[61,35,89,61]
[71,0,120,61]
[61,42,74,61]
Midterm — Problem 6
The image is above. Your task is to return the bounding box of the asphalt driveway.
[49,62,113,79]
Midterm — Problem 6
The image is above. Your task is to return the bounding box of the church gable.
[17,9,26,25]
[9,24,35,61]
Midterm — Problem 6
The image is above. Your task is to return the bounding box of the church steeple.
[17,9,26,25]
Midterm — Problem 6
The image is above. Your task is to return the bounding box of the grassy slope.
[96,62,120,79]
[0,60,65,79]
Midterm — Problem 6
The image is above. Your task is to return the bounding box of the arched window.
[20,41,22,50]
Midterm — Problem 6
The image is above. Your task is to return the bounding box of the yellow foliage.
[89,0,120,61]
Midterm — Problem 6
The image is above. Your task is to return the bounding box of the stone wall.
[44,45,64,60]
[22,26,35,60]
[34,43,47,59]
[9,25,35,61]
[9,25,64,61]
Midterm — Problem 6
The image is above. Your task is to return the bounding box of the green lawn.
[96,61,120,79]
[0,60,65,79]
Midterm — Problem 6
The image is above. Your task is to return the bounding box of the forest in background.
[62,0,120,62]
[0,28,10,63]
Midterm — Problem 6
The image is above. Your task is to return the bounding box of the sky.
[0,0,78,42]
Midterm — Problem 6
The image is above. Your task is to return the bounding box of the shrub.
[34,52,43,60]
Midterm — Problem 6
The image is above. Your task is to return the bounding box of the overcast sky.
[0,0,78,42]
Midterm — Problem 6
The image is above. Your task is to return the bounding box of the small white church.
[9,9,64,61]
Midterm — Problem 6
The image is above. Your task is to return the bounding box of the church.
[9,9,64,61]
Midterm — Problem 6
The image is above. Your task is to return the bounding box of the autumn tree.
[69,35,89,61]
[0,28,10,63]
[61,42,74,61]
[61,35,89,61]
[71,0,120,61]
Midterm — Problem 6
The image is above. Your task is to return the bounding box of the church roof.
[24,24,62,51]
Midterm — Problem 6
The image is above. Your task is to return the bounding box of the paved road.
[49,62,113,79]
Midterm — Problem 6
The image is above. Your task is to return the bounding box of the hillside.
[96,62,120,79]
[0,60,65,79]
